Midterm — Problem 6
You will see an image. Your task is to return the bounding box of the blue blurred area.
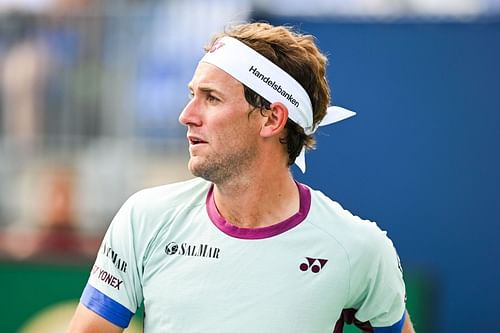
[259,16,500,333]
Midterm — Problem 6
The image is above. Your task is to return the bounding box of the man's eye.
[207,95,219,103]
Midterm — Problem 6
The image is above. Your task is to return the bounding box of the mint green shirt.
[81,177,405,332]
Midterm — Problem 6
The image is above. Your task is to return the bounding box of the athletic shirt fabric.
[81,177,406,332]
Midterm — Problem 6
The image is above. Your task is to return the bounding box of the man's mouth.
[188,136,207,145]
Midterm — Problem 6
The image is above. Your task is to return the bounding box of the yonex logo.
[91,265,123,290]
[299,257,328,273]
[209,41,225,53]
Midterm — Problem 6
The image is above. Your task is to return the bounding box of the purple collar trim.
[206,182,311,240]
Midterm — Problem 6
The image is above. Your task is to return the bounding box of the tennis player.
[68,22,415,332]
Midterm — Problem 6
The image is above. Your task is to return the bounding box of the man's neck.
[212,169,299,229]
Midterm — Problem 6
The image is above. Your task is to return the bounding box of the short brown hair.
[205,22,331,165]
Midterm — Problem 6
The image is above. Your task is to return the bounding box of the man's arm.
[402,310,416,333]
[67,303,124,333]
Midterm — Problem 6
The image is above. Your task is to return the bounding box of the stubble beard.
[189,147,257,185]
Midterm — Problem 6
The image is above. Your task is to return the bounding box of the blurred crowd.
[0,0,252,260]
[0,0,499,260]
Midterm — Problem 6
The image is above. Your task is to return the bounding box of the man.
[68,22,415,332]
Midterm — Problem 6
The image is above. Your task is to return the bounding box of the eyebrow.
[188,83,224,96]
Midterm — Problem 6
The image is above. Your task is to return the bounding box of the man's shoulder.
[127,177,210,213]
[105,178,210,247]
[306,185,391,250]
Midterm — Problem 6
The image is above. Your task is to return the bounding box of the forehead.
[189,62,243,92]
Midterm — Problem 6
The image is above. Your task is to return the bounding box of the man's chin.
[188,160,207,178]
[188,162,220,183]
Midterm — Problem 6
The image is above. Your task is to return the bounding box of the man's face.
[179,62,262,184]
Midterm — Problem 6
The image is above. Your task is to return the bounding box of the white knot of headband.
[200,36,356,172]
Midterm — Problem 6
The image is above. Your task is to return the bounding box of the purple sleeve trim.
[205,181,311,239]
[373,311,406,333]
[80,283,134,328]
[334,309,406,333]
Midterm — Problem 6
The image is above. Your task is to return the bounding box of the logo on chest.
[165,241,221,259]
[300,257,328,273]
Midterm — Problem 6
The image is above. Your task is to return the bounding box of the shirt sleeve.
[80,194,144,328]
[347,223,406,330]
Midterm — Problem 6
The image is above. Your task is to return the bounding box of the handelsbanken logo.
[165,241,220,259]
[248,65,300,108]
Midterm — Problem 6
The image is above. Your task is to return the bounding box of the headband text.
[249,65,299,108]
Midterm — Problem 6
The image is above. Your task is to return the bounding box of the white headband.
[200,36,356,172]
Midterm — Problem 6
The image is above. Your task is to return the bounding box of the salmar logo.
[165,241,220,259]
[165,242,179,255]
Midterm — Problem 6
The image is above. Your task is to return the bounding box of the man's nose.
[178,98,201,127]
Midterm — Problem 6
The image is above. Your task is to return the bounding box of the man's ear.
[260,102,288,138]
